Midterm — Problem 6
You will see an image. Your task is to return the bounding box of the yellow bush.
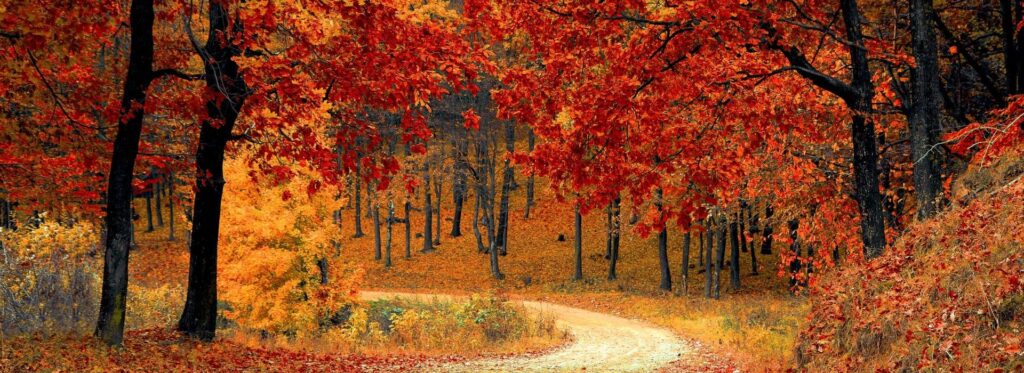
[0,220,99,336]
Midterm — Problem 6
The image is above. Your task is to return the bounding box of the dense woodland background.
[1,0,1023,371]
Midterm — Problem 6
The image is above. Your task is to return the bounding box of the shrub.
[0,221,99,336]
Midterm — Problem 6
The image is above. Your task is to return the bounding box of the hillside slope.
[797,155,1024,371]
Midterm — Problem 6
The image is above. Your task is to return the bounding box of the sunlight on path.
[359,291,688,372]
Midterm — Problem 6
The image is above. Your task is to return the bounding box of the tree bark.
[168,171,175,241]
[909,0,945,219]
[353,170,365,238]
[178,0,248,341]
[494,122,514,256]
[422,159,434,253]
[404,201,412,259]
[372,191,382,261]
[154,177,163,227]
[607,197,620,280]
[145,191,154,232]
[385,200,393,268]
[760,203,773,255]
[523,129,536,219]
[714,214,727,299]
[704,220,714,298]
[656,189,671,292]
[729,213,741,290]
[681,231,691,295]
[95,0,156,346]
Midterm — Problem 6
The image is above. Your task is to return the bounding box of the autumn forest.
[1,0,1023,371]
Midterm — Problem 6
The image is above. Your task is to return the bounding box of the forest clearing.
[2,0,1024,371]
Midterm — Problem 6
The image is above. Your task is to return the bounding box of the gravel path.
[359,291,688,372]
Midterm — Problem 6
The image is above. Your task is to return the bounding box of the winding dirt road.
[359,291,688,372]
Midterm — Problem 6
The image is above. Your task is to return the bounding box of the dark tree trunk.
[385,200,393,268]
[1003,0,1019,94]
[909,0,945,219]
[523,129,536,219]
[451,141,467,237]
[316,257,329,285]
[729,213,740,290]
[353,170,365,238]
[178,0,248,341]
[494,123,514,256]
[434,174,442,245]
[704,221,714,298]
[714,215,727,299]
[422,159,434,253]
[372,192,381,261]
[154,179,163,227]
[572,203,583,281]
[656,189,671,292]
[760,203,773,255]
[698,225,704,267]
[404,201,412,259]
[681,231,691,295]
[607,197,621,280]
[168,171,175,241]
[843,0,887,258]
[95,0,156,346]
[145,192,154,232]
[788,219,802,289]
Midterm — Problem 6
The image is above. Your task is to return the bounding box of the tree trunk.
[353,171,365,238]
[729,213,740,290]
[1002,0,1019,94]
[681,231,691,295]
[495,125,513,256]
[372,192,381,261]
[656,189,671,292]
[523,129,536,219]
[95,0,156,346]
[451,141,467,237]
[909,0,945,219]
[714,215,727,299]
[178,0,248,341]
[404,201,412,259]
[422,159,434,253]
[704,221,714,298]
[788,219,802,289]
[145,192,154,232]
[316,258,329,285]
[168,171,175,241]
[385,200,394,267]
[605,203,613,259]
[573,203,583,281]
[607,197,620,280]
[760,203,773,255]
[843,0,887,258]
[433,174,442,245]
[154,179,163,227]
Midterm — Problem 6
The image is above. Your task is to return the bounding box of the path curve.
[359,291,688,372]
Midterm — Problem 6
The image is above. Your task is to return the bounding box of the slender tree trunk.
[178,0,248,340]
[372,192,381,261]
[316,258,329,285]
[523,129,536,219]
[909,0,945,219]
[788,219,802,289]
[607,197,620,280]
[154,179,163,227]
[681,231,691,295]
[404,201,412,259]
[434,175,442,245]
[1003,0,1019,94]
[760,203,773,255]
[145,192,154,232]
[495,125,514,255]
[95,0,156,346]
[656,189,671,292]
[704,221,714,298]
[729,213,740,290]
[747,204,758,275]
[168,172,175,241]
[573,203,583,281]
[422,159,434,253]
[385,200,393,268]
[714,214,727,299]
[698,225,704,267]
[353,171,365,238]
[451,141,467,237]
